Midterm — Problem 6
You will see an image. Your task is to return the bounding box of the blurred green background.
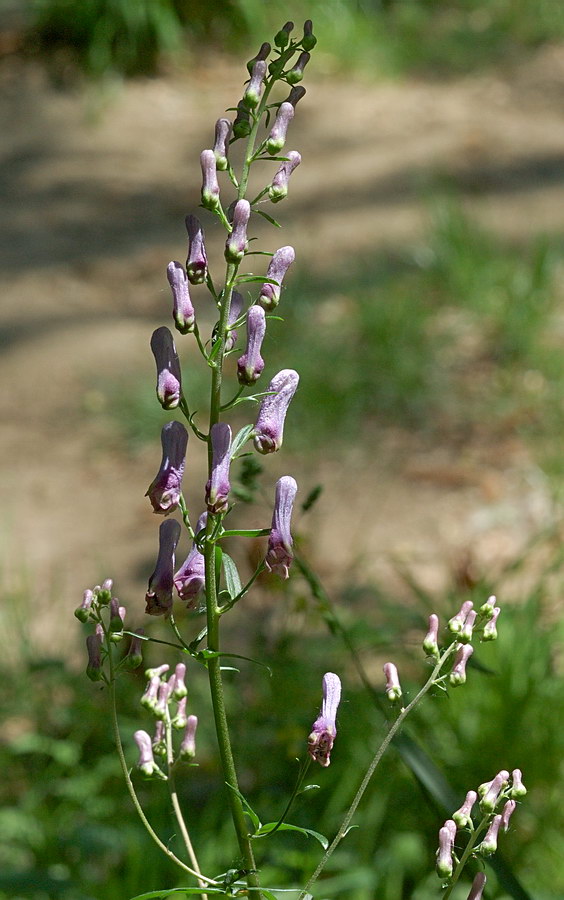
[1,1,564,898]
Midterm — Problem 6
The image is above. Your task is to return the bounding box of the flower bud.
[423,613,440,658]
[436,819,456,878]
[145,519,181,617]
[452,790,477,828]
[247,41,271,75]
[213,117,232,170]
[266,476,297,578]
[479,594,497,618]
[206,423,232,514]
[286,51,310,85]
[501,799,516,831]
[141,675,161,712]
[146,421,189,516]
[145,663,170,680]
[134,729,165,779]
[482,606,500,641]
[225,199,250,263]
[152,720,167,757]
[109,597,124,633]
[449,643,473,686]
[123,628,145,670]
[266,102,295,154]
[258,246,295,310]
[174,511,207,606]
[233,101,252,139]
[480,769,509,813]
[477,814,502,856]
[171,662,187,700]
[254,369,299,454]
[86,632,103,681]
[179,714,199,759]
[150,326,182,410]
[509,768,527,798]
[459,609,477,644]
[308,672,341,767]
[237,305,266,385]
[75,588,94,623]
[200,149,220,210]
[269,150,301,202]
[448,600,474,635]
[97,580,112,604]
[171,696,188,730]
[286,85,306,108]
[243,59,267,110]
[185,214,208,285]
[274,20,294,49]
[383,662,402,702]
[301,19,317,51]
[224,290,244,353]
[466,873,486,900]
[167,261,195,334]
[154,679,173,720]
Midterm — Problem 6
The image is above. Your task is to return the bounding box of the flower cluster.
[75,578,145,680]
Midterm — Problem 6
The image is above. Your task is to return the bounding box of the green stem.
[299,645,457,899]
[442,817,489,900]
[267,757,312,837]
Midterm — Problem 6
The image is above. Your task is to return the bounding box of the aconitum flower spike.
[269,151,301,202]
[510,768,527,798]
[423,613,440,658]
[179,714,199,759]
[166,261,195,334]
[224,290,244,353]
[185,214,208,285]
[243,59,267,110]
[436,819,457,878]
[265,475,297,578]
[480,770,509,812]
[478,814,502,856]
[213,117,232,170]
[200,149,220,210]
[247,41,271,75]
[286,51,310,85]
[206,423,232,514]
[308,672,341,767]
[86,633,103,681]
[501,799,516,831]
[482,606,500,641]
[150,326,182,410]
[146,421,188,516]
[225,199,250,263]
[266,101,295,154]
[258,246,295,310]
[448,600,474,635]
[174,511,207,606]
[237,305,266,385]
[466,873,486,900]
[383,662,402,702]
[254,369,299,454]
[145,519,181,617]
[452,790,477,827]
[449,643,473,686]
[134,730,165,779]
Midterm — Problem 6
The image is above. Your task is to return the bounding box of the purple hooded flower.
[224,290,244,353]
[478,814,502,856]
[254,369,299,454]
[75,588,94,623]
[200,149,220,210]
[86,632,103,681]
[179,714,199,760]
[237,305,266,385]
[460,608,477,644]
[174,511,207,606]
[123,628,145,670]
[145,518,181,617]
[246,41,270,75]
[258,246,295,311]
[265,475,297,578]
[466,873,486,900]
[269,151,302,202]
[383,662,402,702]
[166,261,195,334]
[225,199,251,263]
[452,790,477,828]
[134,730,165,779]
[423,613,440,658]
[146,421,188,516]
[308,672,341,767]
[266,101,295,154]
[286,51,310,85]
[509,768,527,798]
[449,643,473,686]
[213,117,232,170]
[243,59,267,110]
[436,819,457,878]
[482,605,501,641]
[171,696,188,730]
[150,326,182,410]
[448,600,474,635]
[501,799,516,832]
[480,770,509,813]
[205,424,232,514]
[185,214,208,285]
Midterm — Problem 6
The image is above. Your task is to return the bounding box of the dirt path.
[1,47,563,647]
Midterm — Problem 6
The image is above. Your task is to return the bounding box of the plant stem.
[442,817,489,900]
[299,645,457,899]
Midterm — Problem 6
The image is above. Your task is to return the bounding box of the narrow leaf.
[225,783,261,831]
[253,822,328,849]
[231,424,255,458]
[255,209,282,228]
[222,552,242,599]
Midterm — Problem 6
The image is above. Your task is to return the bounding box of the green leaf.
[253,822,328,848]
[222,552,242,599]
[235,274,279,285]
[221,528,270,539]
[297,783,320,796]
[255,209,282,228]
[231,424,255,458]
[225,784,261,831]
[126,889,224,899]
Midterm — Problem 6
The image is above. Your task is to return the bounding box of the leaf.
[253,822,328,849]
[231,424,255,458]
[221,528,271,539]
[222,552,242,599]
[127,890,223,899]
[225,784,261,831]
[297,783,320,796]
[255,209,282,228]
[235,274,279,285]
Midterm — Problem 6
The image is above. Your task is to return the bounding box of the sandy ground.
[2,45,564,649]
